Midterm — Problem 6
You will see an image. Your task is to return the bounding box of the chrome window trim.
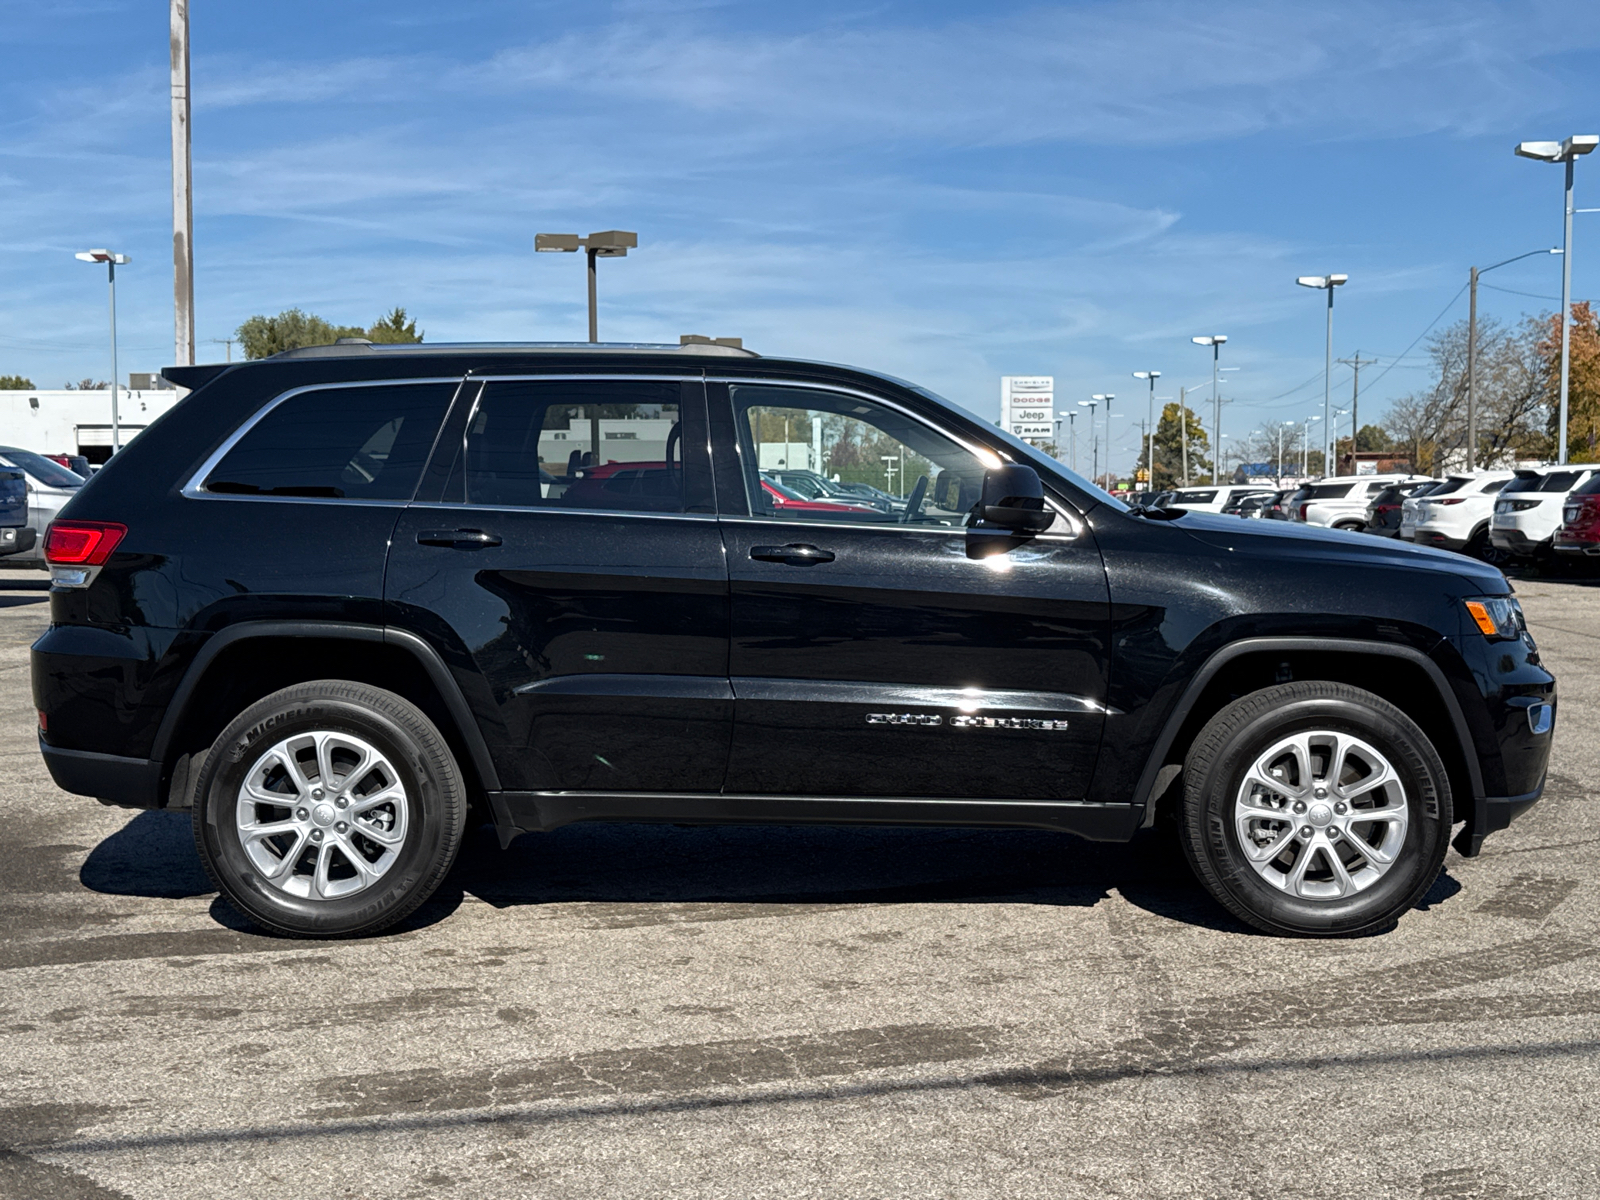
[709,376,1080,540]
[180,376,464,503]
[407,501,717,524]
[469,374,704,383]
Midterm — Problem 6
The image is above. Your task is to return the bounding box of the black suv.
[32,343,1555,938]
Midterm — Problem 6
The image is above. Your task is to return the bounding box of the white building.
[0,387,183,463]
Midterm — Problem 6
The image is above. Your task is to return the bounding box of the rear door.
[385,374,731,795]
[711,380,1111,802]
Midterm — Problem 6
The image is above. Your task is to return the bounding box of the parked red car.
[760,477,869,514]
[1554,475,1600,557]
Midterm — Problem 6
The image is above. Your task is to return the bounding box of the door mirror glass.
[977,464,1055,532]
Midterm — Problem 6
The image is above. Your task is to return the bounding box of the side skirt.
[486,791,1141,847]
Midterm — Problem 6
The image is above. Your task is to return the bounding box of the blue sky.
[2,0,1598,473]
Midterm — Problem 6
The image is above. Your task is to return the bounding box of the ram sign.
[1000,376,1054,441]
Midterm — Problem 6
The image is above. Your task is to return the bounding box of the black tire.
[1332,520,1366,532]
[1465,527,1511,567]
[192,680,466,938]
[1180,681,1450,937]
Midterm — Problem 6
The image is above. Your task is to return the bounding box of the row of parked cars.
[0,449,92,565]
[1133,465,1600,567]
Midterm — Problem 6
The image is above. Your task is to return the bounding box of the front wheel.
[1181,682,1450,937]
[192,680,466,937]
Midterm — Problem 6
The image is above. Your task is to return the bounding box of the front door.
[713,381,1111,801]
[386,375,731,795]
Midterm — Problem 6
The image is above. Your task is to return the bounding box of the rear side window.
[447,379,686,513]
[1170,489,1217,504]
[1308,482,1355,500]
[203,382,455,500]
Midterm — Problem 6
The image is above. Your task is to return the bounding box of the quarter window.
[730,385,987,527]
[447,380,685,514]
[203,382,455,501]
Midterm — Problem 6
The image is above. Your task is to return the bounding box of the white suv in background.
[1161,485,1277,514]
[1490,465,1600,560]
[1291,474,1430,531]
[1410,471,1514,559]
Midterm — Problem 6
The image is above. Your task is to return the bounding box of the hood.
[1168,510,1508,593]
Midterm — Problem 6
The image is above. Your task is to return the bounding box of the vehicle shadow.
[80,809,1466,937]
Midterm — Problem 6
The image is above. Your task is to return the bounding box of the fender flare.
[1131,635,1484,823]
[149,620,502,791]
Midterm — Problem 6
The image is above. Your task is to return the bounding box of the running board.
[486,791,1141,847]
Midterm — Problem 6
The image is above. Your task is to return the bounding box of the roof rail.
[264,340,759,361]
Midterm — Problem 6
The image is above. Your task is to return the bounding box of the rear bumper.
[0,527,36,557]
[1415,529,1470,551]
[39,738,162,808]
[1553,537,1600,556]
[1490,528,1548,556]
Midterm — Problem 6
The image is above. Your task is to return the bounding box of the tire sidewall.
[1194,694,1448,934]
[195,693,452,936]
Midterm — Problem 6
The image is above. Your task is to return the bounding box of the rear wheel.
[1181,682,1450,937]
[1332,519,1366,532]
[192,680,466,937]
[1465,527,1510,567]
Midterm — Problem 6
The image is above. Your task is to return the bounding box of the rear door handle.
[750,543,835,565]
[417,528,502,548]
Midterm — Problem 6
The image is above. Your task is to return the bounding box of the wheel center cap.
[312,803,337,827]
[1308,803,1333,827]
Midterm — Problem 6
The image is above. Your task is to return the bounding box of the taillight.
[45,521,127,566]
[1435,498,1466,505]
[1376,503,1400,514]
[1297,503,1309,520]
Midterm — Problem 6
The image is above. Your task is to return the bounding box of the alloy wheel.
[235,730,410,900]
[1234,730,1409,900]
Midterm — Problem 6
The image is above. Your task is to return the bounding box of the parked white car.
[1409,471,1515,559]
[1291,474,1432,530]
[0,447,85,565]
[1490,464,1600,560]
[1161,485,1277,514]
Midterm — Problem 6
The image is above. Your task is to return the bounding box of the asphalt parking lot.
[1,572,1597,1200]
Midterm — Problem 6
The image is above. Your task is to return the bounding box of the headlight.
[1464,596,1526,640]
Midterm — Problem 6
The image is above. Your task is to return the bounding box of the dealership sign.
[1000,376,1054,440]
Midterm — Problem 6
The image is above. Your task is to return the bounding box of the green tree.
[367,307,423,344]
[65,378,108,390]
[1135,402,1210,489]
[0,374,34,389]
[1355,424,1393,452]
[237,309,365,359]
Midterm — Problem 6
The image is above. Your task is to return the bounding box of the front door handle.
[417,528,502,549]
[750,543,835,565]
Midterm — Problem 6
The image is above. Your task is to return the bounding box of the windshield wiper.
[206,481,345,498]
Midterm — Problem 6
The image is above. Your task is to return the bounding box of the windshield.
[911,386,1129,512]
[0,449,84,489]
[1428,479,1466,497]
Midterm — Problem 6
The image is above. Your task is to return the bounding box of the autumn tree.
[1134,402,1210,489]
[1539,301,1600,461]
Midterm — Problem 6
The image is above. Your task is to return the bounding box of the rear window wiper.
[206,481,345,498]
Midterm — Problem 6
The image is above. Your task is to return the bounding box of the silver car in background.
[0,447,85,565]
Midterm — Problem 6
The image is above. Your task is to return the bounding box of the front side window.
[730,385,987,527]
[448,380,684,514]
[204,382,455,500]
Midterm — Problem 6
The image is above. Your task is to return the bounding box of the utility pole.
[1335,351,1376,475]
[210,337,235,362]
[1468,267,1479,471]
[171,0,195,367]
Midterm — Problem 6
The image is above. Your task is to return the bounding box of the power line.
[1351,281,1470,398]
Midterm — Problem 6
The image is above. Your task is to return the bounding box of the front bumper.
[1455,776,1547,857]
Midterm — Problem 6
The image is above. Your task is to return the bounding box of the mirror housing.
[975,464,1055,533]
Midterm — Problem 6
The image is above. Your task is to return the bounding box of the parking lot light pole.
[1295,274,1347,477]
[1093,394,1114,489]
[534,230,639,342]
[1133,371,1160,489]
[1301,413,1322,479]
[1514,136,1597,464]
[75,249,130,453]
[1191,337,1226,484]
[1079,398,1100,485]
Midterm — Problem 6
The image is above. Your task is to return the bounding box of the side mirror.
[976,464,1055,533]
